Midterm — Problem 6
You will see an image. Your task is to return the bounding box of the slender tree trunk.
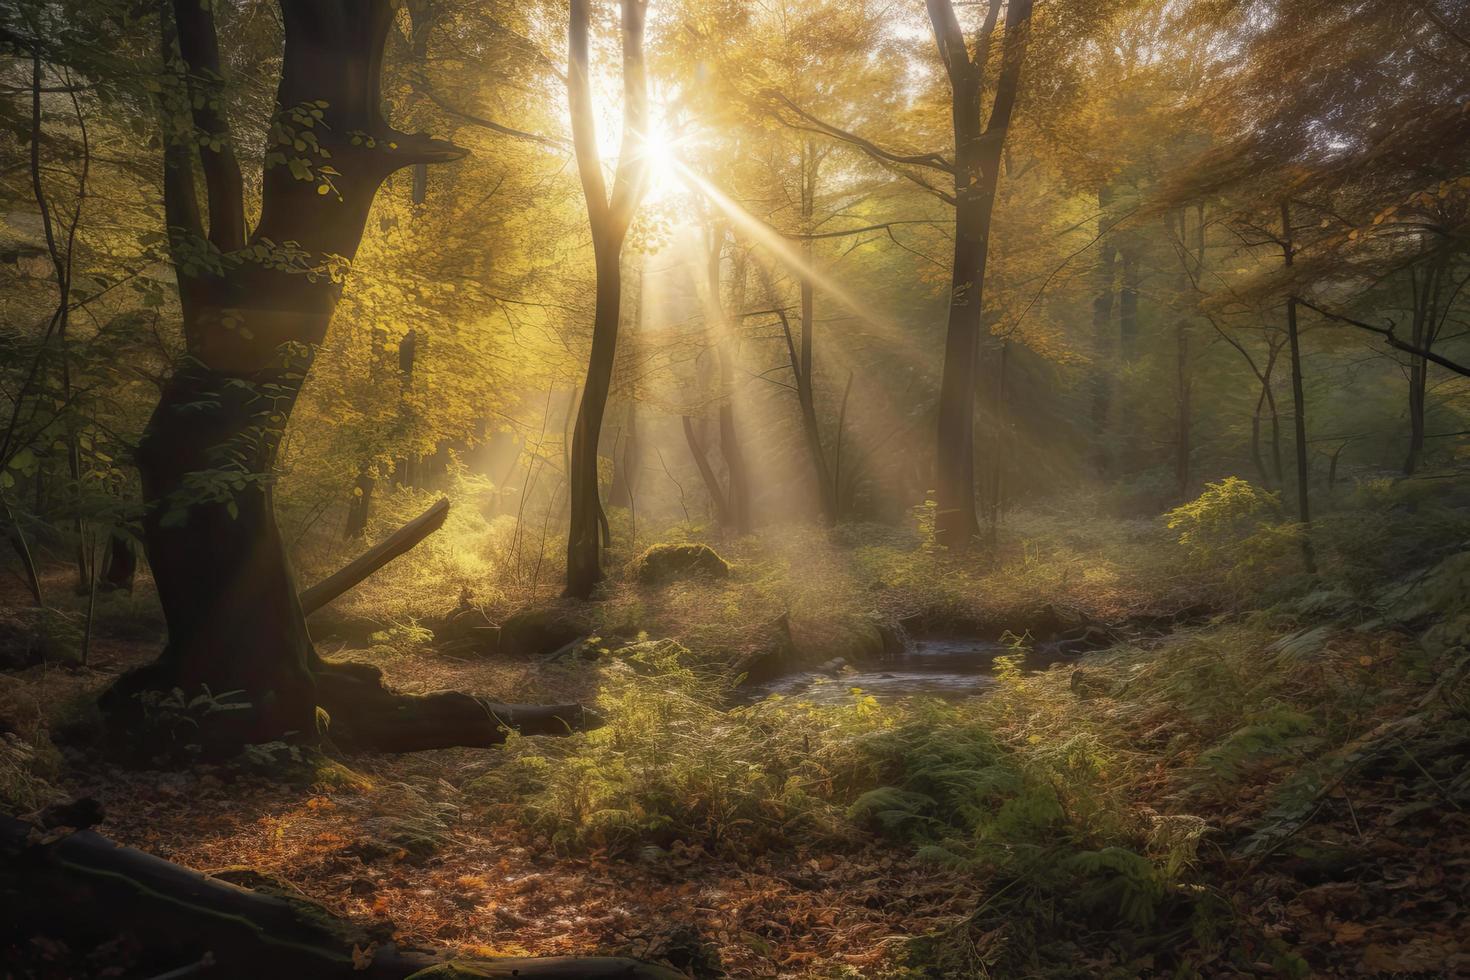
[563,0,648,598]
[344,465,374,538]
[1090,187,1117,477]
[833,369,854,520]
[707,225,752,534]
[681,415,730,527]
[1403,253,1446,475]
[1280,201,1316,574]
[99,530,137,592]
[30,52,89,591]
[607,256,643,509]
[1250,384,1270,489]
[1173,207,1201,496]
[798,141,837,525]
[565,244,622,598]
[986,339,1008,550]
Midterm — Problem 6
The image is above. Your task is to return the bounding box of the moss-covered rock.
[787,613,885,666]
[627,542,731,586]
[497,602,593,657]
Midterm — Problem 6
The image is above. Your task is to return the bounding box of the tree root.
[0,816,680,979]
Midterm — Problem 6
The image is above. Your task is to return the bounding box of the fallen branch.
[0,815,680,979]
[300,498,450,616]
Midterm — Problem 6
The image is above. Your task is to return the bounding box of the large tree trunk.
[102,0,602,752]
[930,0,1031,550]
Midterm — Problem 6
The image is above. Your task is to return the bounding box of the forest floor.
[4,490,1470,978]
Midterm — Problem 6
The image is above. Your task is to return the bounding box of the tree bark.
[681,414,731,527]
[608,256,643,510]
[1090,187,1117,477]
[1280,200,1316,574]
[798,142,837,525]
[930,0,1032,550]
[710,227,753,535]
[98,0,613,753]
[564,0,649,599]
[1404,251,1447,475]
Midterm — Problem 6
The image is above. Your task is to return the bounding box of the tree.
[564,0,650,599]
[103,0,591,752]
[771,0,1034,548]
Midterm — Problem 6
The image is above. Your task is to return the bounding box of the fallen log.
[312,657,602,753]
[300,498,450,617]
[0,815,681,979]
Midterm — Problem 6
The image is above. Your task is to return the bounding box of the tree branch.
[767,92,954,173]
[420,87,569,148]
[1297,297,1470,378]
[170,0,245,252]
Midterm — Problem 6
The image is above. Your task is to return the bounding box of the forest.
[1,0,1468,976]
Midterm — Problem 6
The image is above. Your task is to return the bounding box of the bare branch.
[1297,297,1470,378]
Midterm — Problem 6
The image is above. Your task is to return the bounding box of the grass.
[4,472,1468,975]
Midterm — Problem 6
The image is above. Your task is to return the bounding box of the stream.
[742,636,1079,704]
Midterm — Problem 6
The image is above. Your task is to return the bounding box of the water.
[743,637,1074,704]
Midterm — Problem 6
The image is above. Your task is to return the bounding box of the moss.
[498,602,592,657]
[627,542,731,586]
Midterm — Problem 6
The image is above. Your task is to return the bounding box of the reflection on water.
[744,637,1076,704]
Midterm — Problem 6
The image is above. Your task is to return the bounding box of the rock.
[1014,602,1091,642]
[497,603,593,658]
[788,614,885,667]
[429,606,502,657]
[733,613,795,685]
[627,542,731,586]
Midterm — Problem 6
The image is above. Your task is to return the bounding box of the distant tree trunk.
[797,142,837,525]
[1250,383,1270,489]
[698,220,753,535]
[99,530,137,592]
[1173,206,1201,496]
[393,328,419,489]
[833,368,854,520]
[607,257,643,509]
[930,0,1032,550]
[29,51,90,592]
[1404,251,1447,475]
[986,339,1008,550]
[564,0,648,599]
[1264,344,1284,487]
[681,414,730,527]
[1280,200,1316,574]
[1119,248,1140,361]
[1114,245,1141,472]
[344,465,374,538]
[1090,187,1117,477]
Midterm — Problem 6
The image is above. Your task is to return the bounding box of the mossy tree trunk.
[105,0,592,753]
